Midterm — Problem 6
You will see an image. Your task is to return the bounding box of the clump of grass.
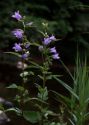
[53,56,89,125]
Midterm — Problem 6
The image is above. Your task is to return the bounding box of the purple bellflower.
[12,11,22,21]
[52,53,60,60]
[49,35,56,41]
[50,47,57,53]
[13,43,22,52]
[22,53,29,59]
[43,35,56,45]
[43,37,51,45]
[50,46,60,59]
[12,29,23,39]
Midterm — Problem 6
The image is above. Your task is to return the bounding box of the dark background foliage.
[0,0,89,68]
[0,2,89,124]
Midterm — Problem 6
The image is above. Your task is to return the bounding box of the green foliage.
[23,111,41,123]
[37,85,48,101]
[53,56,89,125]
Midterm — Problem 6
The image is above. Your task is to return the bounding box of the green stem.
[19,20,26,115]
[42,48,46,88]
[39,46,47,125]
[39,30,49,125]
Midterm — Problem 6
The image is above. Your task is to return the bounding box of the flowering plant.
[3,10,89,125]
[4,11,67,125]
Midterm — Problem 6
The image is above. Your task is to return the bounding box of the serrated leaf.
[37,86,48,101]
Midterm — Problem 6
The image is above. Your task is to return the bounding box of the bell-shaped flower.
[12,11,22,21]
[52,53,60,60]
[43,35,56,45]
[13,43,22,52]
[22,52,29,59]
[12,29,23,39]
[50,47,57,53]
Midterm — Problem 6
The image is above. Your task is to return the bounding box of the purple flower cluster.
[12,11,60,60]
[50,47,60,60]
[12,42,30,59]
[42,35,60,60]
[12,11,30,59]
[43,35,56,45]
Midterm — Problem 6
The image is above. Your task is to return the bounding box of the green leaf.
[30,61,42,69]
[68,118,75,125]
[4,52,21,57]
[46,74,62,80]
[53,76,79,100]
[23,97,48,105]
[7,84,25,93]
[20,71,29,77]
[30,42,41,47]
[38,75,43,80]
[7,84,18,89]
[23,111,41,123]
[6,108,22,116]
[27,65,40,69]
[37,86,48,101]
[50,90,71,108]
[84,112,89,120]
[0,103,4,110]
